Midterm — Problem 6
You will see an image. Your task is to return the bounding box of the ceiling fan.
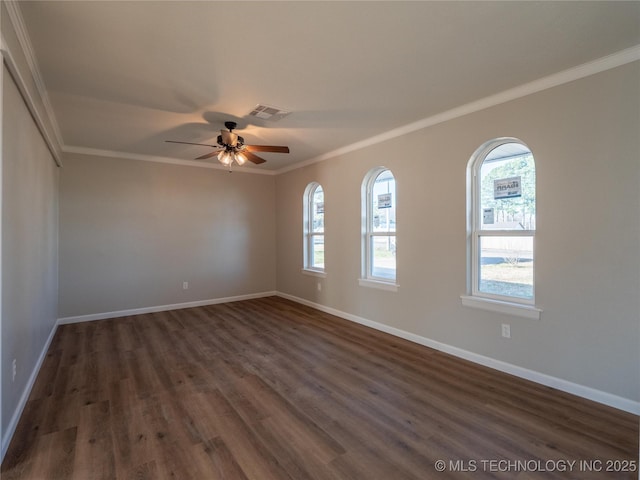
[166,121,289,169]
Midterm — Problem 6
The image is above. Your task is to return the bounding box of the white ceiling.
[17,1,640,172]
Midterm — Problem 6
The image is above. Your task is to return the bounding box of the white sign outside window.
[378,193,392,209]
[483,208,494,225]
[494,176,522,199]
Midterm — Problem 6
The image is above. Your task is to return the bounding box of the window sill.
[301,268,327,278]
[460,295,542,320]
[359,278,399,292]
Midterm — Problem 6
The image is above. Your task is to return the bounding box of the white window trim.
[359,278,399,292]
[359,167,398,289]
[463,137,541,317]
[301,268,327,278]
[460,295,541,320]
[302,182,325,273]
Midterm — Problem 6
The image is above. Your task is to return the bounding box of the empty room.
[1,1,639,479]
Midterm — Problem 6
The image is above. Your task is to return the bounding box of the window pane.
[479,236,533,299]
[371,235,396,279]
[372,170,396,233]
[311,235,324,269]
[312,186,324,233]
[480,144,535,230]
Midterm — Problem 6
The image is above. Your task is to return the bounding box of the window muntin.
[471,140,535,303]
[363,168,396,282]
[304,183,324,271]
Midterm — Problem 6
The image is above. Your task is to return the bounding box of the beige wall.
[275,62,640,403]
[58,154,276,317]
[1,65,59,443]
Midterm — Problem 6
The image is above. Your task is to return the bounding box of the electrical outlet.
[12,359,16,382]
[183,281,189,290]
[501,324,511,339]
[317,282,322,292]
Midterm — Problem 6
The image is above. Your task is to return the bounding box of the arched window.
[303,182,324,272]
[360,168,397,288]
[467,138,536,306]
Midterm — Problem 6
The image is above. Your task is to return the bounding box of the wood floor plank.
[72,400,116,480]
[30,427,77,480]
[109,383,156,478]
[238,374,346,463]
[122,460,158,480]
[2,296,638,479]
[196,389,296,480]
[196,437,248,480]
[139,398,218,480]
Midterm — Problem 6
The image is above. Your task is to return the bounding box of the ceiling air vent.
[248,104,291,122]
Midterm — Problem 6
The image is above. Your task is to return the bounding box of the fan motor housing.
[217,134,244,147]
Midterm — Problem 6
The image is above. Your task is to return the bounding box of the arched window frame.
[302,182,325,275]
[462,138,541,319]
[359,167,398,291]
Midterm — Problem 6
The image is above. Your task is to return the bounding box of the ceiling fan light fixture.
[167,121,289,167]
[218,151,232,166]
[235,152,247,166]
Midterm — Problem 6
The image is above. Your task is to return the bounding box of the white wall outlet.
[183,281,189,290]
[501,324,511,339]
[317,282,322,292]
[12,359,16,382]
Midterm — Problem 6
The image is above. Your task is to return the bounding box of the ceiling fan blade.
[165,140,218,148]
[195,150,223,160]
[221,130,238,146]
[246,145,290,154]
[244,151,266,165]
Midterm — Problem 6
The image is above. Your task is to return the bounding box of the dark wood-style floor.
[2,296,638,479]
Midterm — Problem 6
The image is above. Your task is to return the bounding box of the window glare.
[478,236,533,299]
[371,236,396,279]
[312,235,324,269]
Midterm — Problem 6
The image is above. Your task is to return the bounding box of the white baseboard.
[276,292,640,415]
[1,320,59,461]
[57,291,277,324]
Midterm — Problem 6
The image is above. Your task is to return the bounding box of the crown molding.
[62,145,278,175]
[1,39,62,166]
[275,44,640,175]
[3,0,64,158]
